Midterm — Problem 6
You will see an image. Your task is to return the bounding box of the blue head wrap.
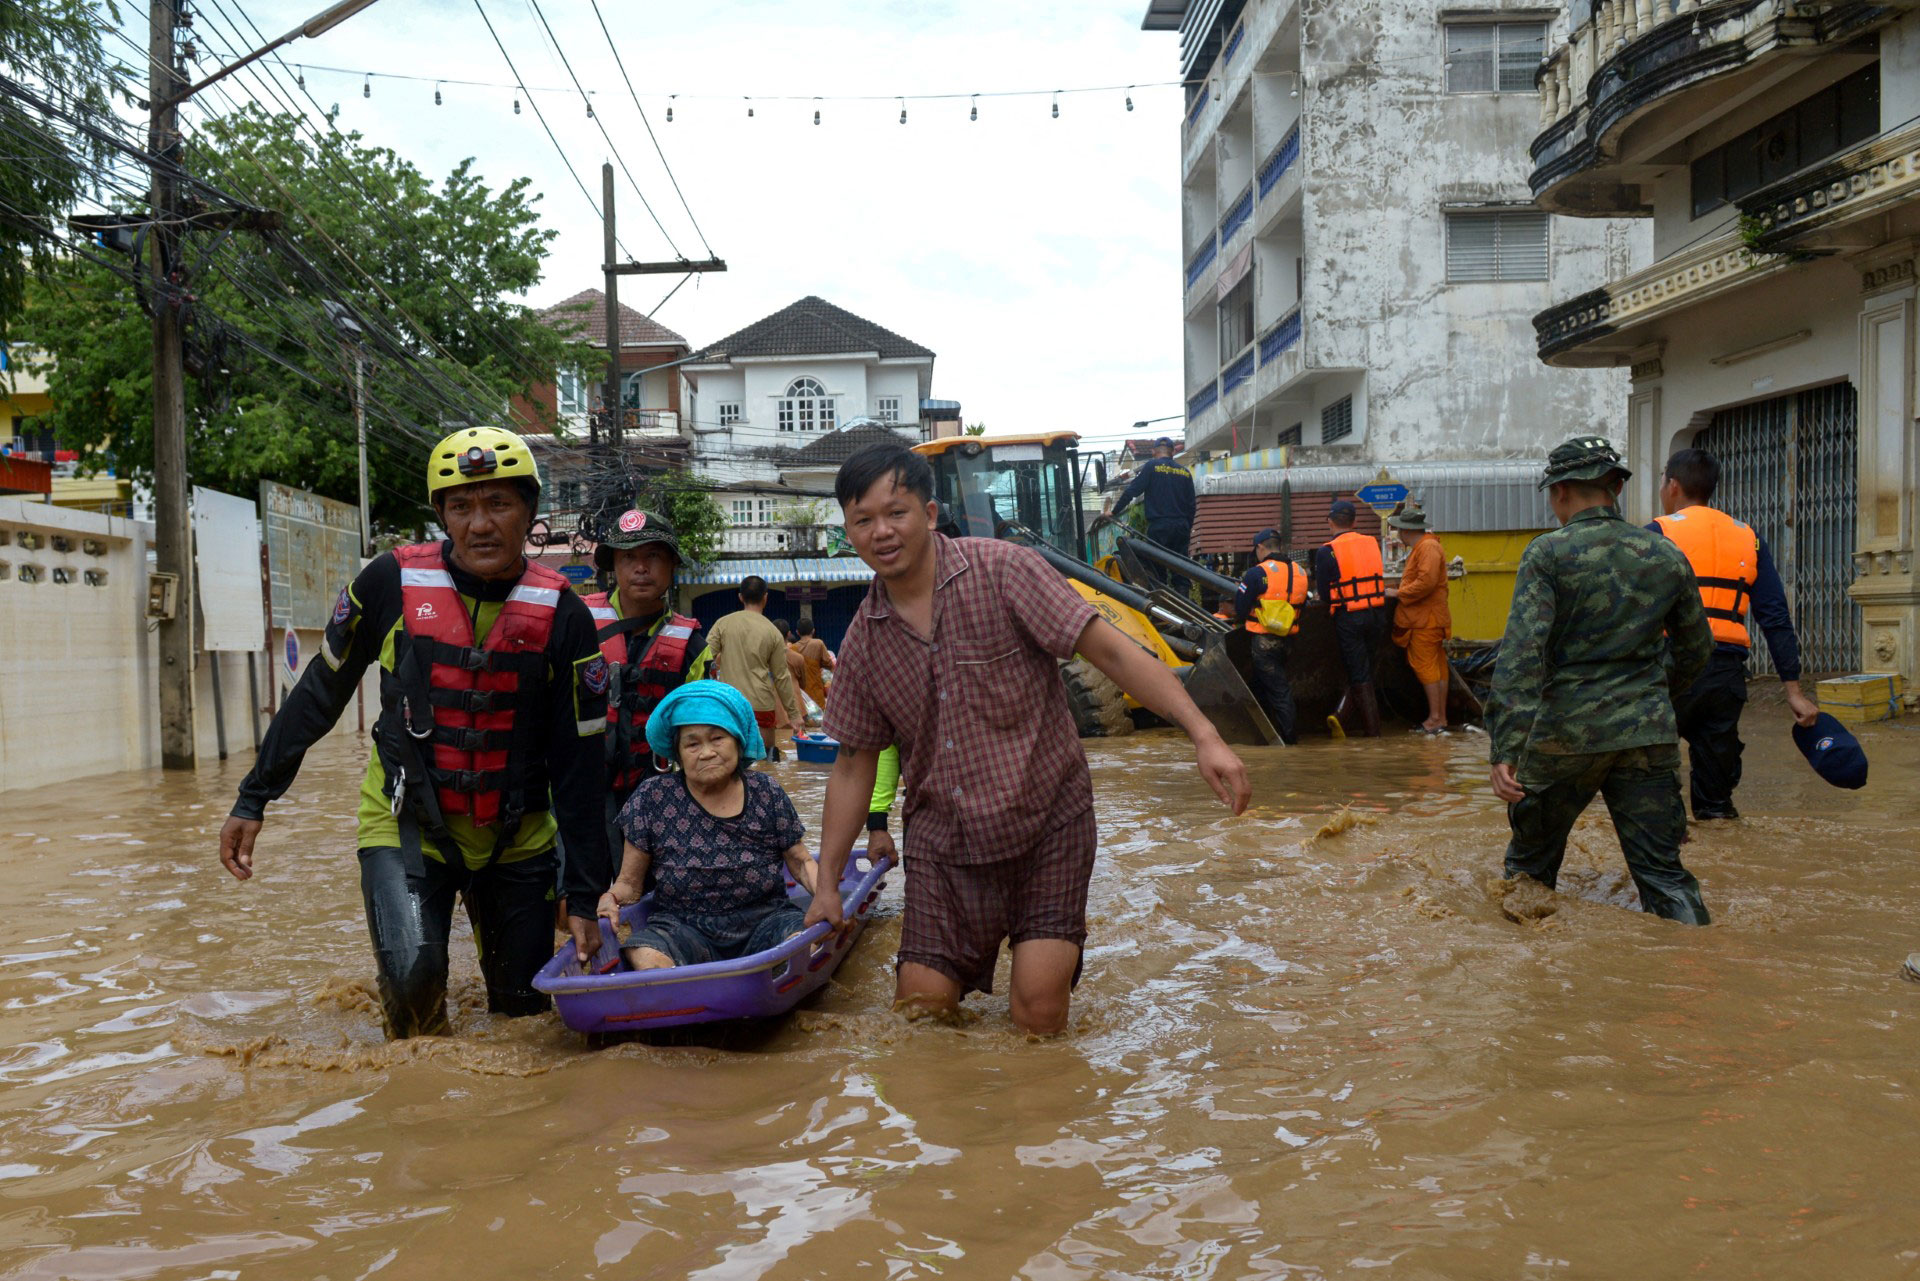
[645,680,766,764]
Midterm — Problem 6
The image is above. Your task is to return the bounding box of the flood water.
[3,700,1918,1279]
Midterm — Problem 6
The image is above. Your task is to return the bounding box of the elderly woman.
[596,681,817,970]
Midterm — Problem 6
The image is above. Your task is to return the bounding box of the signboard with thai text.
[260,480,361,631]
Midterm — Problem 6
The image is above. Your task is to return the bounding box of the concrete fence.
[0,497,373,795]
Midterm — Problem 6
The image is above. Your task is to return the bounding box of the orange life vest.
[582,591,699,795]
[1324,529,1387,614]
[1245,558,1308,635]
[384,543,565,834]
[1654,506,1757,647]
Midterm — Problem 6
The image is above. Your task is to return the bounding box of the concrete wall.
[1297,0,1643,460]
[0,498,373,795]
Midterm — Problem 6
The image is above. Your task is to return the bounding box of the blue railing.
[1258,124,1301,200]
[1187,380,1219,419]
[1224,24,1246,65]
[1186,88,1208,127]
[1185,235,1218,289]
[1258,307,1302,366]
[1219,185,1254,244]
[1222,348,1256,395]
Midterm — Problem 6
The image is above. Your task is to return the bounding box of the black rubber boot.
[1353,681,1383,738]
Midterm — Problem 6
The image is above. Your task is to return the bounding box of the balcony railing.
[1224,22,1246,65]
[1186,234,1219,289]
[1221,348,1256,396]
[1187,380,1219,420]
[1259,125,1300,201]
[1219,185,1254,245]
[1186,87,1209,128]
[1258,307,1302,366]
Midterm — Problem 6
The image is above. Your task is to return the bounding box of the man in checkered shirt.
[807,442,1251,1035]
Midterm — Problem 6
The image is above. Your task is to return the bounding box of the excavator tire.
[1061,657,1133,738]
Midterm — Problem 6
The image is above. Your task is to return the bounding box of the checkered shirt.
[824,535,1098,865]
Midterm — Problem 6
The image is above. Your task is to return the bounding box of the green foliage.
[962,422,987,436]
[638,471,726,567]
[0,0,127,341]
[17,106,595,529]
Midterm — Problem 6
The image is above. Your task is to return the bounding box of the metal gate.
[1695,382,1860,675]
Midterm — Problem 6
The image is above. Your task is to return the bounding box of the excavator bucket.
[1180,636,1281,747]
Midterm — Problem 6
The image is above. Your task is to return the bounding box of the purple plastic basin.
[533,851,894,1034]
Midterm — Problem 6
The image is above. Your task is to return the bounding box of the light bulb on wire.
[434,82,442,106]
[1051,92,1060,119]
[1126,86,1134,111]
[899,98,907,124]
[667,95,675,123]
[745,96,753,118]
[513,96,521,114]
[814,99,822,125]
[969,96,977,122]
[586,97,594,119]
[295,64,304,89]
[362,73,371,99]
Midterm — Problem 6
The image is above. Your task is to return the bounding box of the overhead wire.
[585,0,711,257]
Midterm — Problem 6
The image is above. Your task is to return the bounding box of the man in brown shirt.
[1386,507,1451,733]
[707,576,804,759]
[808,442,1251,1036]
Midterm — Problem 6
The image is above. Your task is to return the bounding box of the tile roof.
[537,288,686,349]
[765,423,918,469]
[690,296,934,362]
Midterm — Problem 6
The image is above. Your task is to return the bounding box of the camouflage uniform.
[1485,437,1717,924]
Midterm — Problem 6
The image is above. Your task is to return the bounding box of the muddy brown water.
[3,701,1918,1279]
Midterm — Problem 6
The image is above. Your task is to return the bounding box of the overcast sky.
[141,0,1188,446]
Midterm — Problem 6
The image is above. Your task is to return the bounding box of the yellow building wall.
[1439,530,1547,643]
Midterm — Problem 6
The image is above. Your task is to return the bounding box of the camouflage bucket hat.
[594,508,682,571]
[1539,435,1631,490]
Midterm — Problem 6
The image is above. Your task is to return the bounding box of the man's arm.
[768,632,803,730]
[1311,545,1336,602]
[1486,546,1555,769]
[1749,539,1816,722]
[547,594,612,924]
[1075,618,1250,814]
[1107,468,1149,516]
[1396,542,1443,604]
[1232,565,1266,624]
[220,559,392,881]
[805,746,882,927]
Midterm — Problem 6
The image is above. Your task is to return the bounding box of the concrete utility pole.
[149,0,195,770]
[598,162,727,454]
[600,162,622,450]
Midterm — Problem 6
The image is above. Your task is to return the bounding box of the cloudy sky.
[136,0,1188,446]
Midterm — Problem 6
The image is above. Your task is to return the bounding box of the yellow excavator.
[911,432,1279,746]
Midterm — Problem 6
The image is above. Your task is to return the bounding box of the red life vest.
[387,543,566,831]
[1654,506,1758,647]
[1325,530,1387,614]
[582,591,699,795]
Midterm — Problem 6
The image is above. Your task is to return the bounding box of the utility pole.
[600,162,622,451]
[149,0,196,770]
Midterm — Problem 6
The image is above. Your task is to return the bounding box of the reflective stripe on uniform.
[506,584,561,608]
[659,624,696,640]
[577,715,607,736]
[400,567,456,589]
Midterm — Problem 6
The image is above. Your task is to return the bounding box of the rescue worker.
[1385,506,1452,734]
[216,427,613,1038]
[580,507,710,846]
[1651,448,1820,820]
[1486,436,1715,924]
[1105,436,1196,561]
[1231,528,1308,744]
[1314,499,1389,738]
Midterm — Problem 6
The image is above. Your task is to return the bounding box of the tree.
[0,0,127,341]
[638,470,726,567]
[17,106,597,528]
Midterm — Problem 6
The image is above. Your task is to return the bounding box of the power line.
[519,0,679,256]
[587,0,710,257]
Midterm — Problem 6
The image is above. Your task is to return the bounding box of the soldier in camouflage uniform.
[1485,436,1717,924]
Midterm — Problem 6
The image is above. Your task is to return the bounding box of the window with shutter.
[1446,210,1549,282]
[1278,423,1303,447]
[1321,397,1354,444]
[1446,24,1496,93]
[1445,22,1545,94]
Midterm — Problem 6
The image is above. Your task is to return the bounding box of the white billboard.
[192,485,265,653]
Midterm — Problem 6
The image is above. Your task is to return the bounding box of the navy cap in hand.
[1792,712,1869,790]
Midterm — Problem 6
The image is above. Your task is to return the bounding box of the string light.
[813,98,821,125]
[899,97,906,124]
[745,96,752,118]
[1126,86,1134,111]
[666,94,674,123]
[434,81,443,106]
[1051,91,1060,119]
[295,64,304,89]
[362,73,371,99]
[970,95,977,121]
[586,97,594,118]
[513,95,520,114]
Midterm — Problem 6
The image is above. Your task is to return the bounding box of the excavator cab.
[912,433,1277,747]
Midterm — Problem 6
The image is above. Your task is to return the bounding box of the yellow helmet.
[426,426,542,503]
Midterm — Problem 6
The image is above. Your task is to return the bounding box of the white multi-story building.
[1528,0,1920,683]
[1146,0,1643,465]
[681,296,936,555]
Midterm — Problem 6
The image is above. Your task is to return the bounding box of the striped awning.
[679,556,875,587]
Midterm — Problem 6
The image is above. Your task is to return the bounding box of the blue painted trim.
[1220,186,1254,244]
[1258,124,1301,200]
[1258,307,1302,366]
[1187,381,1219,419]
[1224,24,1245,65]
[1222,348,1256,394]
[1185,235,1219,288]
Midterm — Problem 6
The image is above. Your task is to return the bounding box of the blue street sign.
[556,564,595,585]
[283,627,299,676]
[1357,482,1409,508]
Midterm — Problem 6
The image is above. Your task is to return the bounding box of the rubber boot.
[1326,688,1350,739]
[1353,681,1382,739]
